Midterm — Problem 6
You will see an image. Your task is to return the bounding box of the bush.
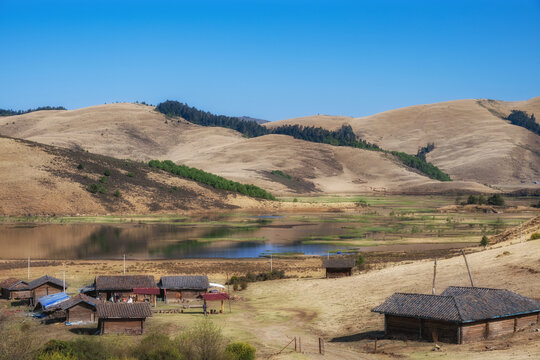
[240,280,248,290]
[227,270,286,288]
[480,235,489,247]
[225,342,256,360]
[530,232,540,240]
[99,176,107,184]
[127,172,135,177]
[271,170,292,179]
[355,254,365,269]
[133,333,181,360]
[177,319,228,360]
[113,190,121,197]
[87,183,106,194]
[36,338,114,360]
[77,163,84,170]
[104,169,111,176]
[487,194,505,206]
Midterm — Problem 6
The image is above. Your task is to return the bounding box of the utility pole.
[270,253,273,272]
[27,256,30,280]
[123,254,126,275]
[63,264,66,293]
[461,250,474,287]
[520,222,523,243]
[432,258,437,295]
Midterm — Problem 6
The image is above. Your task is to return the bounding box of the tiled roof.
[322,257,356,269]
[95,275,155,291]
[25,275,65,290]
[0,278,20,289]
[96,302,153,319]
[159,276,209,290]
[59,294,101,310]
[372,286,540,323]
[7,280,29,290]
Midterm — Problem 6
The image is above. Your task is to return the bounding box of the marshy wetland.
[0,195,537,260]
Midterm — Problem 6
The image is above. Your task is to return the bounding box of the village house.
[60,294,101,323]
[25,275,66,305]
[34,292,70,312]
[94,275,158,304]
[322,257,356,278]
[372,286,540,344]
[159,275,209,303]
[96,302,152,335]
[1,278,30,300]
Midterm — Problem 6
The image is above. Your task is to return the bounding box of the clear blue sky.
[1,0,539,121]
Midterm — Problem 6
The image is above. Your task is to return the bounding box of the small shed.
[25,275,66,305]
[372,286,540,344]
[34,292,70,312]
[96,302,152,335]
[6,280,31,300]
[60,294,101,324]
[1,278,27,299]
[95,275,157,304]
[159,275,209,303]
[322,257,356,278]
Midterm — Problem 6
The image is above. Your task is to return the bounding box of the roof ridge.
[450,295,464,322]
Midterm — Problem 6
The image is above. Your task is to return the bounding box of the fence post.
[294,337,297,352]
[374,339,377,353]
[319,337,325,355]
[299,337,302,353]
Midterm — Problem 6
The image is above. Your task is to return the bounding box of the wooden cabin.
[372,286,540,344]
[96,302,152,335]
[322,257,356,278]
[94,275,157,304]
[1,278,30,300]
[59,294,101,323]
[25,275,65,305]
[159,275,209,303]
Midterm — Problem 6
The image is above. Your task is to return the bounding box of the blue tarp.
[36,292,70,310]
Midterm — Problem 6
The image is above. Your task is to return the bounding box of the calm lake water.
[0,215,354,259]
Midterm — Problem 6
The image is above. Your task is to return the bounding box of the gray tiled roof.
[372,286,540,323]
[159,276,209,290]
[96,302,153,319]
[95,275,156,291]
[25,275,65,290]
[59,294,101,310]
[322,257,356,269]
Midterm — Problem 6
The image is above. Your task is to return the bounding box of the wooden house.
[372,286,540,344]
[322,257,356,278]
[59,294,101,323]
[94,275,157,304]
[1,278,30,300]
[159,275,209,303]
[96,302,152,335]
[25,275,65,305]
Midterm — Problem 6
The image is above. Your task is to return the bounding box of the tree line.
[0,106,66,116]
[148,159,276,200]
[506,110,539,135]
[156,100,452,181]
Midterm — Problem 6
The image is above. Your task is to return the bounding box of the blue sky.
[1,0,539,121]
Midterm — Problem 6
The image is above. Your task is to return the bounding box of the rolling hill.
[265,97,540,190]
[0,103,492,195]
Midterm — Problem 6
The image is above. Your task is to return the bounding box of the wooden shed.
[59,294,101,323]
[96,302,152,335]
[322,257,356,278]
[159,275,209,303]
[1,278,30,300]
[25,275,65,305]
[372,286,540,344]
[94,275,157,304]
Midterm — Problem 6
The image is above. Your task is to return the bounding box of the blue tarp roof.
[36,292,70,310]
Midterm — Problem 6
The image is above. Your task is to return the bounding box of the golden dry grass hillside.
[0,136,266,216]
[266,97,540,191]
[0,103,494,195]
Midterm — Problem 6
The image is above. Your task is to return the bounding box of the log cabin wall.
[33,283,63,302]
[325,268,352,278]
[67,303,96,323]
[100,319,145,335]
[421,319,459,343]
[386,315,421,338]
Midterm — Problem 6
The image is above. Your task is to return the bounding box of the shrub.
[113,190,121,197]
[355,254,365,269]
[240,280,248,290]
[132,333,181,360]
[487,194,504,206]
[271,170,292,179]
[127,172,135,177]
[176,319,228,360]
[99,176,107,184]
[480,235,489,247]
[77,163,84,170]
[225,342,256,360]
[87,183,106,194]
[293,198,298,203]
[104,169,111,176]
[530,232,540,240]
